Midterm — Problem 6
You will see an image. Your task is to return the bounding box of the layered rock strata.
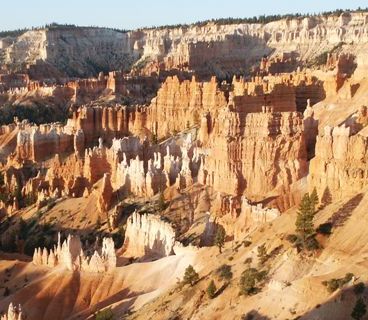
[200,107,308,205]
[309,124,368,201]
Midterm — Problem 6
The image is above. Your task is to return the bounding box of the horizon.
[1,0,368,32]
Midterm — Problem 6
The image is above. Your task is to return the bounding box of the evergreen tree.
[352,298,367,320]
[214,225,226,253]
[217,264,233,282]
[206,280,217,299]
[183,265,199,286]
[310,187,319,214]
[295,193,314,245]
[158,191,166,212]
[257,244,268,265]
[239,268,258,296]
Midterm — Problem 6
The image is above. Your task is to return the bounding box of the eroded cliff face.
[3,12,368,78]
[309,125,368,202]
[1,28,139,77]
[122,211,176,259]
[200,108,308,208]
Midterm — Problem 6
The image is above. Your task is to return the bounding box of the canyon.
[1,10,368,320]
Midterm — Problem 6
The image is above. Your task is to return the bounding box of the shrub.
[183,265,199,286]
[214,225,226,253]
[354,282,365,296]
[206,280,217,299]
[322,273,354,293]
[95,307,114,320]
[239,268,258,296]
[352,298,367,320]
[243,240,252,247]
[3,287,10,297]
[158,192,166,211]
[286,234,298,243]
[217,264,233,281]
[257,244,268,265]
[304,236,320,251]
[316,223,333,235]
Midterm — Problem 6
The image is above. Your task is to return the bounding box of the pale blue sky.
[1,0,368,31]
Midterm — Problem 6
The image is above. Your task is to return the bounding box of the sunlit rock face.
[32,233,116,273]
[0,303,24,320]
[3,12,368,78]
[122,211,176,259]
[309,124,368,202]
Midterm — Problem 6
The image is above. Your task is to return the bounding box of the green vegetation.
[183,265,199,286]
[310,187,319,214]
[214,225,226,253]
[354,282,366,296]
[295,193,319,250]
[322,273,354,293]
[95,307,114,320]
[239,267,267,296]
[306,42,346,68]
[316,222,333,235]
[0,23,128,39]
[216,264,233,282]
[0,103,69,126]
[352,298,367,320]
[206,280,217,299]
[157,192,167,212]
[0,213,57,256]
[296,194,314,242]
[257,244,268,265]
[140,8,368,31]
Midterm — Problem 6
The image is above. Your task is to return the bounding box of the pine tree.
[239,268,258,296]
[183,265,199,286]
[158,191,166,212]
[257,244,268,265]
[310,187,319,214]
[206,280,217,299]
[295,193,314,245]
[214,225,226,253]
[352,298,367,320]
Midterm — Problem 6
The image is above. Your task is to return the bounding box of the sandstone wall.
[122,211,176,259]
[3,12,368,78]
[201,108,308,205]
[309,125,368,201]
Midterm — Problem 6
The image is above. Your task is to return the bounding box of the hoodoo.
[1,5,368,320]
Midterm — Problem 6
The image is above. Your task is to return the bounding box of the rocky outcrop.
[309,124,368,201]
[219,196,280,240]
[98,173,113,214]
[1,28,138,77]
[122,211,176,259]
[201,108,308,207]
[0,303,24,320]
[145,74,324,139]
[3,12,368,78]
[33,233,116,273]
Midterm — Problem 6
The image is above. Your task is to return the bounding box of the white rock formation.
[33,233,116,273]
[0,303,24,320]
[123,211,176,259]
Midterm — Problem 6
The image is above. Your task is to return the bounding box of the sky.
[1,0,368,31]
